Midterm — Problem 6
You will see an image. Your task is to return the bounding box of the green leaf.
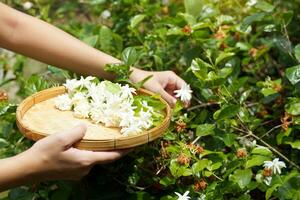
[192,159,211,174]
[83,35,99,47]
[223,133,236,147]
[214,105,240,121]
[100,26,112,51]
[229,169,253,189]
[178,13,196,25]
[286,65,300,85]
[246,155,270,168]
[261,88,277,97]
[159,176,175,186]
[184,0,202,17]
[255,1,275,12]
[130,14,146,28]
[196,124,215,137]
[285,140,300,150]
[285,98,300,115]
[215,52,235,66]
[169,159,192,178]
[190,58,211,80]
[266,184,281,200]
[251,147,272,156]
[295,44,300,63]
[240,13,266,31]
[122,47,138,66]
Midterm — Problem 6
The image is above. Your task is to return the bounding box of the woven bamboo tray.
[16,86,171,151]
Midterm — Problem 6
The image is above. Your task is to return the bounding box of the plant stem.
[259,124,282,139]
[187,102,219,112]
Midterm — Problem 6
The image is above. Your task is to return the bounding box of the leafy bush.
[1,0,300,199]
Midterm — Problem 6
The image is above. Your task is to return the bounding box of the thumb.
[159,89,177,107]
[52,123,87,147]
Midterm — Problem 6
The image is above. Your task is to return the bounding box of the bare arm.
[0,125,128,192]
[0,2,119,80]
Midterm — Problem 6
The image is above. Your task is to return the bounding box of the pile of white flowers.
[54,76,155,136]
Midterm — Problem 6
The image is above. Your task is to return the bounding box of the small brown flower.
[196,146,204,154]
[281,112,292,131]
[263,168,272,177]
[194,179,207,191]
[236,148,247,158]
[214,27,226,39]
[182,25,192,34]
[177,153,190,165]
[161,6,169,15]
[273,83,282,92]
[220,42,229,50]
[0,91,8,101]
[175,119,187,132]
[249,47,258,58]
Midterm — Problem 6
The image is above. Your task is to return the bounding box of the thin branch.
[187,102,220,111]
[259,124,282,139]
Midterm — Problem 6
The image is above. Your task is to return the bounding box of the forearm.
[0,153,37,191]
[0,3,120,80]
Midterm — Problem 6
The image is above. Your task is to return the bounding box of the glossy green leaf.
[122,47,138,66]
[83,35,99,47]
[215,52,235,66]
[246,155,270,168]
[192,159,211,174]
[295,44,300,63]
[229,169,253,189]
[130,14,146,28]
[214,105,240,121]
[255,1,275,12]
[286,65,300,85]
[196,124,215,137]
[285,140,300,150]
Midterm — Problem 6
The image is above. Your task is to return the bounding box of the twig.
[187,102,220,111]
[259,124,282,139]
[191,136,201,145]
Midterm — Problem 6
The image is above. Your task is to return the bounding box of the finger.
[50,123,87,148]
[88,149,132,165]
[174,74,186,90]
[159,88,177,107]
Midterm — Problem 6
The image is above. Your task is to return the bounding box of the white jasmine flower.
[264,176,272,186]
[246,0,257,7]
[263,158,286,175]
[64,79,80,92]
[174,84,193,102]
[138,110,153,129]
[72,92,87,104]
[78,76,95,88]
[74,101,90,118]
[101,10,111,19]
[54,94,72,111]
[23,1,33,10]
[174,191,190,200]
[121,124,142,136]
[121,84,136,98]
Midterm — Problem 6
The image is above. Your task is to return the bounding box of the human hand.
[129,68,190,107]
[23,124,129,181]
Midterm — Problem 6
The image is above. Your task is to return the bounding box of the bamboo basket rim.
[16,86,171,150]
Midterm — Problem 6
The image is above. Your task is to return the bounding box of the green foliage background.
[1,0,300,199]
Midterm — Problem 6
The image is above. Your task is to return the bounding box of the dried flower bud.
[236,148,247,158]
[177,153,190,165]
[194,179,207,191]
[0,91,8,101]
[175,119,186,132]
[263,168,272,177]
[182,25,192,35]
